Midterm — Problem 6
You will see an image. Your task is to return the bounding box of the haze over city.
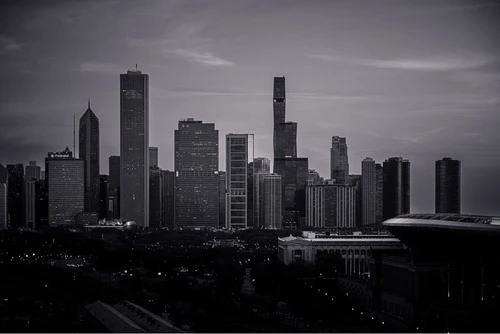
[1,0,500,215]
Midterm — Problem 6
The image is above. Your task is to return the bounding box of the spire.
[88,98,91,110]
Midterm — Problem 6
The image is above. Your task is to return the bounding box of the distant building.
[247,161,254,228]
[25,161,41,181]
[330,136,349,185]
[79,100,100,214]
[263,174,282,229]
[25,179,39,229]
[435,157,461,214]
[218,171,226,228]
[253,157,270,173]
[0,164,8,229]
[120,69,149,227]
[7,164,24,228]
[162,170,175,229]
[273,76,286,160]
[383,157,410,220]
[226,134,251,229]
[46,148,84,225]
[149,167,163,228]
[149,146,158,168]
[108,155,120,219]
[99,175,109,220]
[253,172,270,229]
[349,175,362,228]
[362,157,376,226]
[274,157,308,229]
[308,169,324,184]
[375,163,384,224]
[306,182,325,228]
[277,122,297,158]
[175,118,219,228]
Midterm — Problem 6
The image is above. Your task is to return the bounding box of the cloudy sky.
[1,0,499,215]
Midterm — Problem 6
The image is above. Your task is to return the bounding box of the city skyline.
[1,0,500,215]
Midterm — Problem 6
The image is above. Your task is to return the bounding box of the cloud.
[76,61,124,74]
[305,53,494,71]
[0,35,26,54]
[167,49,234,66]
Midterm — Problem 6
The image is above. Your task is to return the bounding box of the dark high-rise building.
[120,69,149,226]
[46,148,84,225]
[0,164,8,229]
[383,157,410,220]
[435,157,461,214]
[253,157,270,174]
[108,155,120,219]
[149,147,158,168]
[263,173,282,229]
[330,136,349,185]
[25,179,40,229]
[247,161,254,228]
[175,118,218,227]
[162,170,175,229]
[7,163,24,228]
[149,167,163,228]
[362,157,376,226]
[375,163,384,224]
[225,134,251,229]
[79,100,100,214]
[99,175,109,220]
[253,172,269,229]
[349,174,362,228]
[218,171,226,228]
[273,76,286,159]
[274,157,308,228]
[278,122,297,158]
[25,161,41,181]
[38,179,48,227]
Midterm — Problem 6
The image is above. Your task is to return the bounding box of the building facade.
[330,136,349,185]
[162,170,175,229]
[120,69,149,226]
[383,157,410,220]
[46,148,84,225]
[0,164,8,229]
[175,118,219,227]
[25,179,39,229]
[149,146,158,168]
[253,172,270,229]
[375,163,384,224]
[7,163,24,228]
[79,101,100,214]
[108,155,120,219]
[273,76,286,159]
[362,157,376,226]
[263,173,282,229]
[435,157,461,214]
[149,167,163,228]
[25,161,41,181]
[253,157,270,174]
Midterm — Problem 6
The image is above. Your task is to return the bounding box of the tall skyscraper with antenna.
[120,68,149,226]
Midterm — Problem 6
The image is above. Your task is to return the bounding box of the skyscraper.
[362,157,376,226]
[175,118,219,227]
[162,170,176,229]
[99,175,109,220]
[0,164,8,229]
[7,164,24,228]
[108,155,120,219]
[25,179,39,229]
[383,157,410,220]
[79,100,100,214]
[253,157,270,174]
[330,136,349,185]
[149,167,163,228]
[120,69,149,226]
[253,172,269,229]
[273,76,286,159]
[349,174,362,228]
[306,181,325,228]
[263,174,282,229]
[308,169,324,184]
[149,146,158,168]
[375,163,384,224]
[277,122,297,158]
[218,171,226,228]
[25,161,41,181]
[226,134,251,229]
[435,157,461,214]
[46,148,84,225]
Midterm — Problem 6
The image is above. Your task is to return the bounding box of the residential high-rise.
[253,157,270,174]
[274,157,308,228]
[362,157,376,226]
[99,175,109,220]
[435,157,461,214]
[46,148,84,225]
[330,136,349,185]
[108,155,120,219]
[349,174,362,228]
[0,164,8,229]
[306,181,325,228]
[218,171,226,228]
[79,100,100,214]
[226,134,251,229]
[253,172,269,229]
[273,76,286,159]
[331,185,357,228]
[7,164,24,228]
[25,161,41,181]
[120,69,149,226]
[162,170,175,229]
[383,157,410,220]
[263,174,282,229]
[375,163,384,224]
[25,179,39,229]
[149,167,163,228]
[175,118,218,227]
[149,147,158,168]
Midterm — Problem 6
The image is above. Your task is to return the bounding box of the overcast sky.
[1,0,499,215]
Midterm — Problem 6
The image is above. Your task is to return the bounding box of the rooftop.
[393,213,500,225]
